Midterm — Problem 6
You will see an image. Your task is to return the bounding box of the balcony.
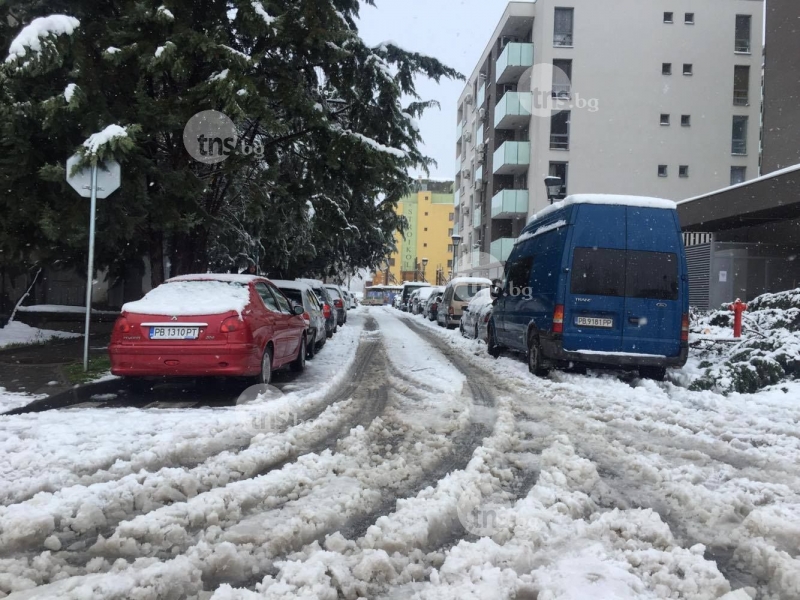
[495,92,531,129]
[475,165,483,184]
[471,247,481,268]
[472,207,482,229]
[454,188,460,207]
[476,125,484,147]
[493,141,530,175]
[491,189,529,219]
[490,238,515,263]
[477,82,486,107]
[453,223,459,237]
[496,42,534,85]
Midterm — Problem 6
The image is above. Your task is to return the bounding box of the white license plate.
[575,316,614,328]
[150,326,199,340]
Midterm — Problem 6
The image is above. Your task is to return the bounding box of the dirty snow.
[0,320,81,349]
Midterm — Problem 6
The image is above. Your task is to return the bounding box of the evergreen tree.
[0,0,460,285]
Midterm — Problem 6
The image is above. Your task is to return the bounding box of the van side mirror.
[490,285,503,299]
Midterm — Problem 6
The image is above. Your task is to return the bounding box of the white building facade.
[454,0,764,279]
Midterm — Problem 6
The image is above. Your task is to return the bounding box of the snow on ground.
[0,388,45,412]
[1,305,799,599]
[0,320,81,349]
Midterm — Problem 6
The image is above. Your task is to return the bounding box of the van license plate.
[150,326,199,340]
[575,317,613,328]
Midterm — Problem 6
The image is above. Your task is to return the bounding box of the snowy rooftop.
[270,280,312,291]
[529,194,676,223]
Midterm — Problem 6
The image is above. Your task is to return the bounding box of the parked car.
[348,291,358,309]
[413,287,437,315]
[407,289,422,315]
[272,280,327,358]
[424,288,444,321]
[437,277,492,328]
[324,284,347,326]
[399,282,431,312]
[461,288,494,342]
[488,194,689,381]
[297,278,337,337]
[109,274,308,385]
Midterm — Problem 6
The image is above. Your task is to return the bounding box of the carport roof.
[678,164,800,232]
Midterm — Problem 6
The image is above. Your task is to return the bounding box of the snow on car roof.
[468,287,493,308]
[122,279,251,316]
[271,280,312,292]
[401,282,430,288]
[167,273,261,284]
[296,278,325,287]
[450,277,493,286]
[529,194,677,223]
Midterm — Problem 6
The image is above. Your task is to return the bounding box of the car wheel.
[639,366,666,381]
[487,325,503,359]
[291,336,306,372]
[475,323,480,340]
[259,346,273,385]
[332,324,338,335]
[326,324,334,338]
[306,330,316,359]
[527,333,549,377]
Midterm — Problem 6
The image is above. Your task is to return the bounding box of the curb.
[2,379,123,416]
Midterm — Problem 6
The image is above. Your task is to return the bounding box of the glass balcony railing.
[495,92,531,129]
[476,125,484,147]
[477,82,486,107]
[493,141,530,175]
[471,247,481,268]
[496,42,534,84]
[491,189,529,219]
[454,188,460,207]
[453,223,459,237]
[490,238,516,263]
[472,207,482,228]
[475,165,483,183]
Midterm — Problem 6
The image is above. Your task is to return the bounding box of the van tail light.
[448,306,454,316]
[221,316,241,333]
[681,313,690,342]
[553,305,565,334]
[323,303,331,319]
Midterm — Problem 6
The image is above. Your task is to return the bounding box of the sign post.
[66,155,121,371]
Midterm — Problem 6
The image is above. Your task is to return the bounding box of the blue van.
[488,195,689,380]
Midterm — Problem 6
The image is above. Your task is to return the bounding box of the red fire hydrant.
[729,298,747,338]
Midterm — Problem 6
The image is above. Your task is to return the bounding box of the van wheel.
[259,346,273,385]
[487,325,503,358]
[306,331,317,359]
[639,366,666,381]
[291,336,306,372]
[527,334,549,377]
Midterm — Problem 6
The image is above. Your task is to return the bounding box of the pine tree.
[0,0,460,285]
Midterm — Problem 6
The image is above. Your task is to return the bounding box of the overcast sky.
[357,0,512,181]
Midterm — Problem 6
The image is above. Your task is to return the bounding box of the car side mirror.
[293,305,305,316]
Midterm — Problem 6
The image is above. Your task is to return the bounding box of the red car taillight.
[221,316,241,333]
[303,311,311,326]
[323,304,331,318]
[116,317,134,333]
[681,313,690,342]
[334,299,343,309]
[553,305,564,334]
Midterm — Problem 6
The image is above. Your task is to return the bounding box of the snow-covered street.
[1,306,799,599]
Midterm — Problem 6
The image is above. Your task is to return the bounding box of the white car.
[460,287,494,342]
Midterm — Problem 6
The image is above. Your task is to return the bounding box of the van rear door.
[622,208,682,357]
[563,205,626,353]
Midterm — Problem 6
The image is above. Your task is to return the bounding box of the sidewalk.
[0,334,108,396]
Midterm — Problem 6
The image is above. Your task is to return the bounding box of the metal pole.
[83,163,98,372]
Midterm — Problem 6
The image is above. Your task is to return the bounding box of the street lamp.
[421,258,428,283]
[544,176,563,204]
[451,234,462,279]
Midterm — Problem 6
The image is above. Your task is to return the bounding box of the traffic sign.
[66,154,121,199]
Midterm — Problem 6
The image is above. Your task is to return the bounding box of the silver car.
[273,280,327,358]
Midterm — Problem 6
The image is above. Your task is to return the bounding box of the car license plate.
[150,326,199,340]
[575,316,613,328]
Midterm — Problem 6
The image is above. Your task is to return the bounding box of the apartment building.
[453,0,763,279]
[373,180,456,286]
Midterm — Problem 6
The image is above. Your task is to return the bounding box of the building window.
[732,116,748,155]
[550,111,570,150]
[679,165,689,178]
[554,8,574,46]
[735,15,752,53]
[448,228,453,236]
[663,11,673,23]
[552,59,572,98]
[681,115,691,127]
[448,244,454,252]
[662,63,672,75]
[449,212,454,221]
[734,65,750,106]
[658,165,668,177]
[731,166,746,185]
[685,13,695,24]
[660,114,670,126]
[683,63,693,76]
[423,243,428,247]
[424,212,429,216]
[424,227,428,231]
[549,162,569,199]
[447,260,453,268]
[389,258,396,267]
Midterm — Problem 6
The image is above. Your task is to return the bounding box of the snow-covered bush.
[689,288,800,394]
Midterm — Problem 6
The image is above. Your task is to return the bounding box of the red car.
[109,274,308,384]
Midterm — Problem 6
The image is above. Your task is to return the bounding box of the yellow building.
[373,180,455,286]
